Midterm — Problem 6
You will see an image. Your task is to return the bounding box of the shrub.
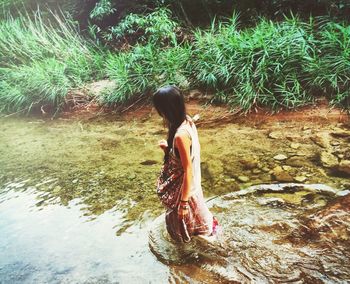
[106,8,179,46]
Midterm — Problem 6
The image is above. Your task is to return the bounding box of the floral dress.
[158,116,217,242]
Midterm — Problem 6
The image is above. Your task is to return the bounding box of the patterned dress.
[164,116,216,242]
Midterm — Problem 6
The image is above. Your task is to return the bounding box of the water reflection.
[0,181,168,283]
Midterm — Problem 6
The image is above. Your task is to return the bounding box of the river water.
[0,116,349,283]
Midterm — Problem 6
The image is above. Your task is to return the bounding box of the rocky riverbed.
[0,102,349,282]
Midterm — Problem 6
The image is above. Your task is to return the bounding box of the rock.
[252,168,261,174]
[282,165,292,171]
[310,134,330,149]
[319,151,338,168]
[86,80,116,97]
[336,190,350,197]
[262,167,270,172]
[237,176,250,182]
[302,126,311,130]
[257,197,285,206]
[273,154,288,161]
[272,166,294,182]
[294,176,307,183]
[337,154,344,159]
[188,89,204,100]
[331,128,350,138]
[128,173,136,180]
[290,143,300,149]
[286,134,301,141]
[239,158,258,170]
[330,141,340,146]
[268,131,280,139]
[336,160,350,175]
[140,160,158,165]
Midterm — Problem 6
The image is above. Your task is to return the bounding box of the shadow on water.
[149,184,350,283]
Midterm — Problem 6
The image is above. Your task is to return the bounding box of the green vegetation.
[0,12,104,112]
[0,3,349,113]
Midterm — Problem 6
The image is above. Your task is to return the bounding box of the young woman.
[153,85,218,242]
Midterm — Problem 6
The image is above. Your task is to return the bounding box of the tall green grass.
[191,14,318,110]
[0,9,349,114]
[0,11,104,113]
[311,21,350,108]
[102,43,191,103]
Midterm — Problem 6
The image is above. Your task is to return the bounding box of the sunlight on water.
[0,181,168,283]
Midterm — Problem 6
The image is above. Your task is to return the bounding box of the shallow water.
[0,116,349,283]
[149,184,350,283]
[0,181,169,283]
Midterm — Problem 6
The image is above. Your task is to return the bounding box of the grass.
[311,21,350,108]
[0,11,104,113]
[191,14,316,110]
[0,9,349,114]
[102,43,192,104]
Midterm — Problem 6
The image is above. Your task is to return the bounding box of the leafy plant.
[107,8,179,46]
[90,0,116,21]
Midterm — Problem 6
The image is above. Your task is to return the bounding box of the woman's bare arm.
[174,132,192,202]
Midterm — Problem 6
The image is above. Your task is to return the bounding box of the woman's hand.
[158,139,168,151]
[178,206,189,219]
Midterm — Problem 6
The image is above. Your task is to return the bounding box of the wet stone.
[268,131,280,139]
[273,154,288,161]
[272,166,294,182]
[294,176,307,183]
[319,151,338,168]
[290,143,301,149]
[336,160,350,176]
[237,176,250,183]
[310,134,330,149]
[239,158,258,170]
[140,160,158,166]
[331,141,340,146]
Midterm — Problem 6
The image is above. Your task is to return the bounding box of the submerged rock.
[335,160,350,176]
[290,142,301,149]
[268,131,281,139]
[140,160,158,165]
[286,156,309,167]
[310,133,330,149]
[273,154,288,161]
[294,175,307,183]
[237,176,250,183]
[239,158,258,170]
[319,151,338,168]
[272,166,294,182]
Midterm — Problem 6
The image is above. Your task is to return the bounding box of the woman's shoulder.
[175,127,191,142]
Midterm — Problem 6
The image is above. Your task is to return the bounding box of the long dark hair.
[152,86,187,162]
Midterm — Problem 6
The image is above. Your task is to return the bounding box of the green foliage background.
[0,0,349,113]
